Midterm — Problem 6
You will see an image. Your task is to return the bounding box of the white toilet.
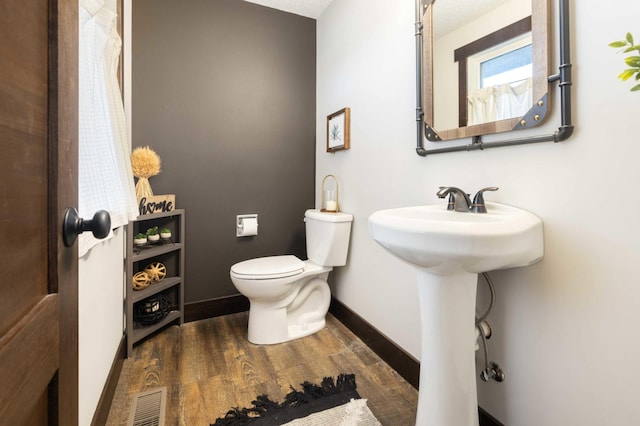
[230,209,353,345]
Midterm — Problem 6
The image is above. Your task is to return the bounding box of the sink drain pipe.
[476,272,505,382]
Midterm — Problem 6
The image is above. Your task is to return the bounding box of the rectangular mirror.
[422,0,549,142]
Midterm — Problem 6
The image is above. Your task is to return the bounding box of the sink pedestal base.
[416,270,479,426]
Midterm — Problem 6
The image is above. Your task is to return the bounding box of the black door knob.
[62,208,111,247]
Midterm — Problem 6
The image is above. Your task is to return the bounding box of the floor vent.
[127,387,167,426]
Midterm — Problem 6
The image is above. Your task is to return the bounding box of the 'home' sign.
[139,195,175,215]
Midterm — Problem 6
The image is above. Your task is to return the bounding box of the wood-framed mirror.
[422,0,549,142]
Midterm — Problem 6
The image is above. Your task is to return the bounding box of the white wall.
[317,0,640,424]
[78,228,125,425]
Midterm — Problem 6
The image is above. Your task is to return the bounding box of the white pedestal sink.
[369,202,543,426]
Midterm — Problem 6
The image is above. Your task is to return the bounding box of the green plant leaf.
[624,56,640,67]
[618,69,637,81]
[611,32,640,93]
[609,40,628,48]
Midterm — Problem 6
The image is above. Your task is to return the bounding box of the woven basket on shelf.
[135,294,171,325]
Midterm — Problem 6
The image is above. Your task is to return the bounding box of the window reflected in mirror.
[462,19,533,126]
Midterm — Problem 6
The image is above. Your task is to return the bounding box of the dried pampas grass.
[131,146,161,199]
[131,146,161,178]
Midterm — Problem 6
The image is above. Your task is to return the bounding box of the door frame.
[50,0,79,423]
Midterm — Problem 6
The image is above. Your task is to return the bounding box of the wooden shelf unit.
[125,209,185,357]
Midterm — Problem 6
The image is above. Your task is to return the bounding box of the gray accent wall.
[132,0,316,303]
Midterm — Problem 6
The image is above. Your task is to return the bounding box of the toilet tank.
[304,209,353,266]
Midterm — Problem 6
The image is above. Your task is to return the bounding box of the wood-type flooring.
[106,312,418,425]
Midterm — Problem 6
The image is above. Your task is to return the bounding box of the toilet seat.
[231,255,304,280]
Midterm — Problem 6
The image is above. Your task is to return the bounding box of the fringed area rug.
[211,374,381,426]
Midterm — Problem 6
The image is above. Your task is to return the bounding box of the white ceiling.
[434,0,510,39]
[241,0,335,19]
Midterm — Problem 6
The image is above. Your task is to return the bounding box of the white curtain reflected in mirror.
[468,78,532,125]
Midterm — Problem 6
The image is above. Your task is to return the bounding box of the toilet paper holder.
[237,214,258,237]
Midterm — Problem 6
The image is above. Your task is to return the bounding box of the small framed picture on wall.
[326,107,350,152]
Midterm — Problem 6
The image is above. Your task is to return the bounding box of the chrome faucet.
[437,186,499,213]
[436,187,472,212]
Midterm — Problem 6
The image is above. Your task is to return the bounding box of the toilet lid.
[231,255,304,279]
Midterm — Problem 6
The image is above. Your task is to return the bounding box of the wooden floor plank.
[106,313,418,425]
